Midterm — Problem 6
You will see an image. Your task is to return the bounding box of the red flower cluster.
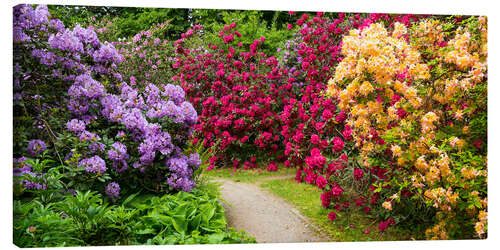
[173,24,293,169]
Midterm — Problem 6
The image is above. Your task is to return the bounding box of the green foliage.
[129,189,255,244]
[13,200,84,247]
[114,8,191,40]
[14,189,255,247]
[192,10,295,56]
[55,191,113,244]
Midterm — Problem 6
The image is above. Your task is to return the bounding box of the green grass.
[203,166,417,242]
[202,166,297,184]
[260,178,415,242]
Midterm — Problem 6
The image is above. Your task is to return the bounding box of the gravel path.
[217,179,328,243]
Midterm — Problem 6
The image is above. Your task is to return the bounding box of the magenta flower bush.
[172,23,295,170]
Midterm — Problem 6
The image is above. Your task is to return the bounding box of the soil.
[216,178,329,243]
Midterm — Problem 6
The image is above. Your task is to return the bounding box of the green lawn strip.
[202,166,297,184]
[259,178,415,242]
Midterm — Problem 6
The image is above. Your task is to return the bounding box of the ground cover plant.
[13,3,487,246]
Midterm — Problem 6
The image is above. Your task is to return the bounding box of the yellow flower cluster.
[421,112,439,133]
[449,136,465,148]
[425,220,449,240]
[327,22,429,159]
[445,31,478,70]
[460,167,486,180]
[411,19,445,52]
[327,18,487,239]
[475,210,487,238]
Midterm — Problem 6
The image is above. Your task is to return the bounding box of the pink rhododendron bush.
[172,23,294,170]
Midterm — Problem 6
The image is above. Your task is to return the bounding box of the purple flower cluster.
[66,119,86,133]
[105,182,120,200]
[69,74,106,100]
[23,180,47,190]
[79,130,101,142]
[108,142,129,173]
[187,153,202,168]
[163,84,185,105]
[13,5,51,43]
[100,81,197,171]
[31,49,58,67]
[180,101,198,125]
[93,43,123,64]
[48,29,85,53]
[72,25,100,48]
[166,154,196,192]
[89,141,105,154]
[13,157,47,190]
[27,139,46,157]
[79,155,106,174]
[108,142,128,161]
[13,157,32,177]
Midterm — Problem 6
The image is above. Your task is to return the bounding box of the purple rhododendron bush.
[13,4,199,197]
[13,4,487,246]
[13,5,259,247]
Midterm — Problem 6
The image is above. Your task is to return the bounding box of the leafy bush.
[130,189,255,244]
[13,200,84,247]
[192,10,295,57]
[14,190,255,247]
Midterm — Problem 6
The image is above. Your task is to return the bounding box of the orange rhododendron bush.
[326,16,487,239]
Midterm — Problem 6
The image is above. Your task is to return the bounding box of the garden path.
[216,177,328,243]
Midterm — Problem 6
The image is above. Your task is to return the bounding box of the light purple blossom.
[179,101,198,125]
[105,182,120,199]
[108,142,128,161]
[89,142,105,154]
[72,25,100,48]
[79,155,106,174]
[187,153,201,169]
[66,119,86,133]
[27,139,46,157]
[78,130,100,142]
[48,29,84,53]
[162,84,185,105]
[93,43,123,64]
[13,157,32,176]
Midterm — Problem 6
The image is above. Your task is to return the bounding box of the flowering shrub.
[172,23,294,170]
[278,14,431,227]
[113,21,177,87]
[13,4,200,201]
[326,17,487,239]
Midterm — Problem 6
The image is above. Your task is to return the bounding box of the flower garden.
[12,4,487,246]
